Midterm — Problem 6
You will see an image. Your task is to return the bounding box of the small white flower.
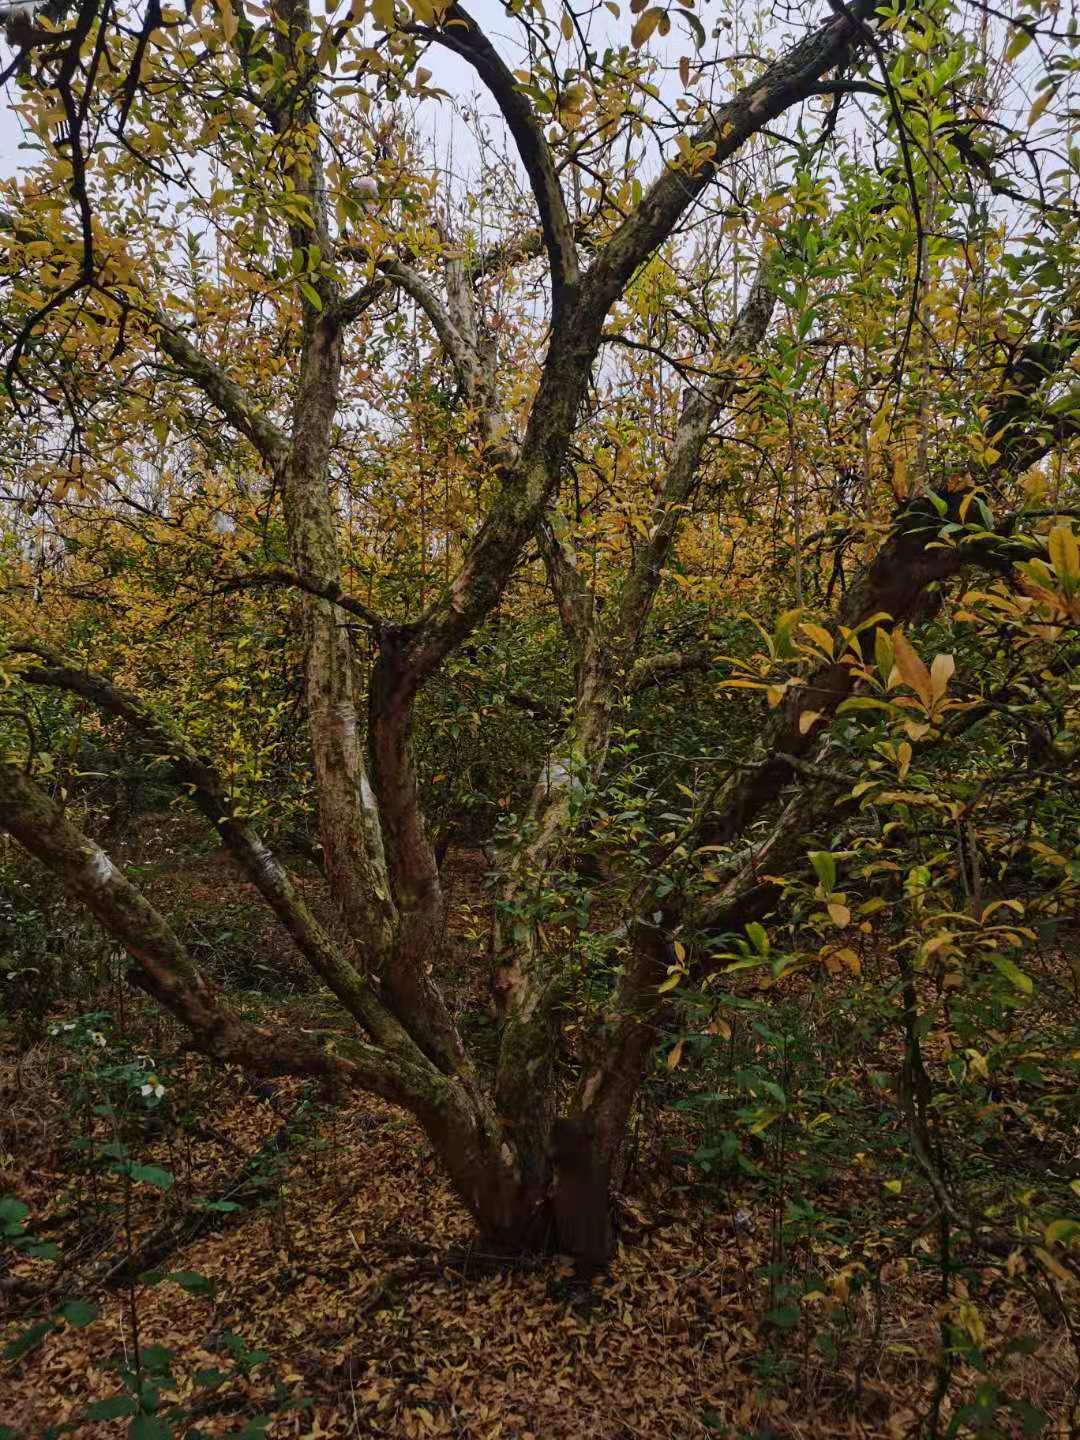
[89,1031,106,1048]
[140,1076,165,1100]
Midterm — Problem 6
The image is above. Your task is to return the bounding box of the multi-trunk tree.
[0,0,1077,1264]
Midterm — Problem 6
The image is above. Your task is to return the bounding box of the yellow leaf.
[666,1038,685,1070]
[800,622,834,657]
[920,932,955,958]
[1034,1247,1075,1286]
[891,628,933,709]
[892,454,909,499]
[218,0,238,42]
[1028,85,1057,127]
[630,6,662,46]
[798,710,822,735]
[827,903,851,928]
[966,1049,989,1079]
[903,721,931,741]
[561,11,573,38]
[673,940,686,963]
[957,1300,986,1345]
[930,652,955,703]
[835,947,861,975]
[1048,523,1079,587]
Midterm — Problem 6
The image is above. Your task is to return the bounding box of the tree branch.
[627,648,712,693]
[404,3,579,316]
[582,0,877,320]
[15,646,420,1056]
[617,258,776,649]
[0,760,414,1091]
[209,568,385,629]
[155,320,289,472]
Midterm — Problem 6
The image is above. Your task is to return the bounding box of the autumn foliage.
[0,0,1077,1431]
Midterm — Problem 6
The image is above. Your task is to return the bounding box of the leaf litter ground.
[1,839,1076,1438]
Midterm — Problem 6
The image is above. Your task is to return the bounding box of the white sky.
[0,0,796,187]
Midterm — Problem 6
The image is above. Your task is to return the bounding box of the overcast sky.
[0,0,800,188]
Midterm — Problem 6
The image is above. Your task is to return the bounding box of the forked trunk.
[462,1127,620,1266]
[550,1118,619,1269]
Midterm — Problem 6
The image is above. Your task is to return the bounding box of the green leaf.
[814,1332,839,1364]
[680,9,705,48]
[745,922,769,955]
[128,1164,174,1190]
[808,851,836,892]
[3,1320,55,1360]
[232,1419,274,1440]
[989,954,1033,995]
[772,607,803,660]
[837,696,895,716]
[1005,26,1033,61]
[139,1344,174,1374]
[59,1299,99,1328]
[24,1240,61,1260]
[0,1195,29,1235]
[298,279,323,311]
[168,1270,213,1295]
[84,1396,138,1421]
[1028,85,1057,127]
[128,1416,171,1440]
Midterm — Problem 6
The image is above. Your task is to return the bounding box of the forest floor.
[1,823,1077,1439]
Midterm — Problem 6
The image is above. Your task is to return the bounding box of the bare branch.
[617,259,776,648]
[404,3,580,315]
[583,0,878,318]
[209,568,385,629]
[155,320,289,471]
[15,646,419,1055]
[0,760,406,1090]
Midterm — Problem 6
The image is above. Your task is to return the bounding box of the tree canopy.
[0,0,1077,1292]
